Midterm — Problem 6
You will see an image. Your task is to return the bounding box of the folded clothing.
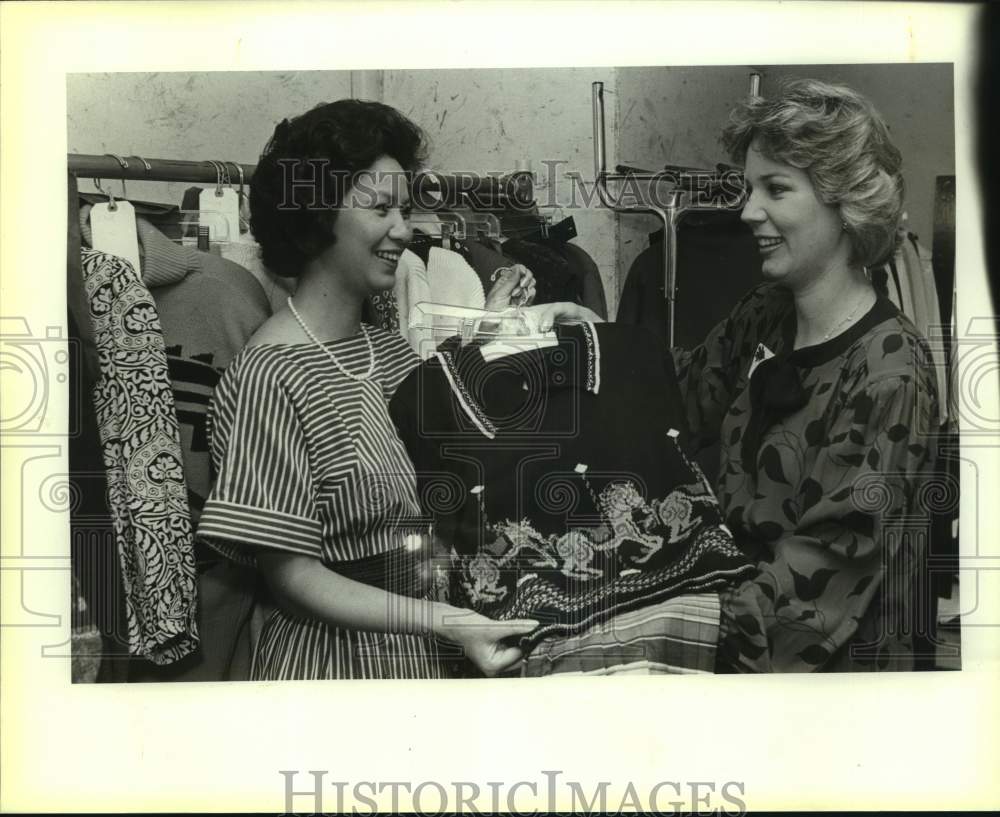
[390,321,753,651]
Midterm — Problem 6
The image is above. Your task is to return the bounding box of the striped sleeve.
[197,349,322,565]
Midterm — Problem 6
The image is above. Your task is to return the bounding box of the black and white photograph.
[1,1,997,814]
[65,61,960,683]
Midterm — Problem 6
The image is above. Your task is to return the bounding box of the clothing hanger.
[175,210,232,245]
[226,160,250,234]
[409,212,461,237]
[90,153,132,208]
[88,154,142,274]
[455,211,501,240]
[410,212,465,246]
[408,302,530,342]
[408,302,558,361]
[176,161,237,248]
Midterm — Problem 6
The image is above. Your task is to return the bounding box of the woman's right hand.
[484,264,537,311]
[434,606,538,677]
[525,302,605,331]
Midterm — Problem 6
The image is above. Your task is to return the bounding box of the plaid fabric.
[522,593,720,676]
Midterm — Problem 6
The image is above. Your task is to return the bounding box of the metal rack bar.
[592,73,759,346]
[69,154,255,183]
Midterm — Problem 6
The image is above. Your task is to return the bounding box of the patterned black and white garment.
[389,322,754,655]
[197,328,446,680]
[81,249,199,665]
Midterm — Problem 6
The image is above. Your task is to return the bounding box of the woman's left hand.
[484,264,536,311]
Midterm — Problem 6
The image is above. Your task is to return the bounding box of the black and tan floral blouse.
[672,284,941,672]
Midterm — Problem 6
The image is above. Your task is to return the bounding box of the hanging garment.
[389,246,486,359]
[406,230,443,264]
[897,231,948,424]
[869,263,901,311]
[79,207,270,681]
[68,307,130,675]
[367,288,401,334]
[456,235,607,319]
[78,191,184,239]
[500,237,583,306]
[389,322,753,650]
[221,232,295,315]
[80,207,271,527]
[560,241,608,321]
[71,573,103,683]
[616,210,761,348]
[617,211,762,488]
[130,217,270,681]
[69,176,129,671]
[452,236,519,297]
[80,249,199,665]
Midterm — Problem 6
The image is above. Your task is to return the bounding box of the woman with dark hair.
[671,79,941,672]
[196,100,550,679]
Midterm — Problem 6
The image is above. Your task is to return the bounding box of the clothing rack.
[69,154,256,183]
[69,154,535,217]
[591,74,760,346]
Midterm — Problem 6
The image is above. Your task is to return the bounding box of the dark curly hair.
[250,99,427,278]
[722,78,904,268]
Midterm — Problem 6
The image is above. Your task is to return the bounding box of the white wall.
[68,71,353,207]
[67,65,954,319]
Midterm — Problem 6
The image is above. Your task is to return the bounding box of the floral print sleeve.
[716,317,941,672]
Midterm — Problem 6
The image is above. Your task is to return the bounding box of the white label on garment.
[479,334,558,362]
[747,342,776,380]
[90,201,141,277]
[199,187,239,242]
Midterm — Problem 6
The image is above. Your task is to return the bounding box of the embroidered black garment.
[389,323,753,648]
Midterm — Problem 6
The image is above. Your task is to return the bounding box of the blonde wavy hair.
[722,78,904,267]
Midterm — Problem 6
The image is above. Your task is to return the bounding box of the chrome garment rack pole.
[69,154,256,183]
[69,155,532,206]
[592,82,688,347]
[591,74,760,346]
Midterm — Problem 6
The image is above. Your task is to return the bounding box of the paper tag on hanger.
[198,187,239,242]
[90,201,141,276]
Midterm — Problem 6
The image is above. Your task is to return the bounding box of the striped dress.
[197,326,445,679]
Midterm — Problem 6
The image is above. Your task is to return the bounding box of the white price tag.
[199,187,239,242]
[90,201,141,277]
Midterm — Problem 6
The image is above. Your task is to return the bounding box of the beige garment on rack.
[220,231,296,314]
[393,246,486,359]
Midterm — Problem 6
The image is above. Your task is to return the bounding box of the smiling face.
[741,141,851,290]
[321,154,413,296]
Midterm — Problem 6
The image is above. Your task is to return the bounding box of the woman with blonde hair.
[673,79,941,671]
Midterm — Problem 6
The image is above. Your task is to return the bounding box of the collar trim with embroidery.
[435,324,603,438]
[582,321,601,394]
[434,350,497,440]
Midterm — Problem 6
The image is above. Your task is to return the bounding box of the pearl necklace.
[286,296,375,381]
[820,291,874,343]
